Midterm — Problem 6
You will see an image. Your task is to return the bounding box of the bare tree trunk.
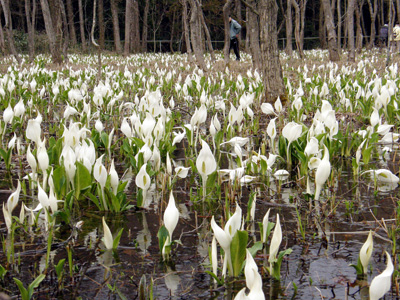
[40,0,62,63]
[321,0,340,61]
[343,0,347,48]
[396,0,400,28]
[386,0,393,66]
[181,0,192,60]
[110,0,122,53]
[131,0,141,53]
[170,9,176,53]
[91,0,102,82]
[142,0,149,51]
[98,0,105,49]
[355,0,363,51]
[260,0,286,102]
[286,0,293,54]
[348,0,356,61]
[235,0,242,44]
[337,0,341,50]
[244,0,261,70]
[59,0,69,61]
[66,0,76,45]
[245,5,250,52]
[299,0,307,50]
[366,0,377,49]
[124,0,133,55]
[198,2,215,60]
[223,0,234,64]
[78,0,86,51]
[291,0,304,57]
[0,6,6,54]
[319,4,327,48]
[189,0,206,69]
[25,0,36,60]
[1,0,21,63]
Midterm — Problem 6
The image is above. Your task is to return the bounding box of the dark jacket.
[380,26,388,39]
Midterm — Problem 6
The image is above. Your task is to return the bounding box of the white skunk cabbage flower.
[135,164,151,191]
[314,145,331,201]
[269,214,282,265]
[362,169,399,184]
[235,250,265,300]
[282,122,302,144]
[196,140,216,184]
[262,208,271,243]
[163,191,179,241]
[102,217,114,250]
[360,231,373,274]
[369,251,393,300]
[93,155,107,190]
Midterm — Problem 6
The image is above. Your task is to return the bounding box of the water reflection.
[136,212,151,254]
[97,249,113,267]
[164,266,181,297]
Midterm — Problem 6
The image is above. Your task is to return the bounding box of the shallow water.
[1,154,398,300]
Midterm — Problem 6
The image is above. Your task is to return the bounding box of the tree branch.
[240,0,258,15]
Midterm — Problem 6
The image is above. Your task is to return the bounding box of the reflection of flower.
[164,266,180,296]
[97,249,113,267]
[136,212,151,254]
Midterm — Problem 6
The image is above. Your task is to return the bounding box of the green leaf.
[101,132,109,149]
[53,165,67,199]
[272,248,293,280]
[115,287,128,300]
[112,228,124,250]
[248,241,263,257]
[55,259,66,279]
[157,225,169,254]
[87,192,101,210]
[74,162,92,199]
[0,264,6,279]
[28,274,46,296]
[205,271,224,285]
[350,256,364,277]
[230,230,248,277]
[13,278,29,300]
[362,146,373,165]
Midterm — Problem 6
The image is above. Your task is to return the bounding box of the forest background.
[0,0,393,60]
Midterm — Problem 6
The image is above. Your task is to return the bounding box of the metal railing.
[104,36,376,53]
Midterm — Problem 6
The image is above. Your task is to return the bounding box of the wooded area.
[0,0,396,93]
[0,0,395,59]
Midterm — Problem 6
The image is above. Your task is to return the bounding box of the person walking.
[378,24,388,48]
[229,16,241,61]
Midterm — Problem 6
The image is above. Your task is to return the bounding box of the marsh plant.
[0,50,399,298]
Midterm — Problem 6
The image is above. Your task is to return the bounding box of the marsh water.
[1,149,398,300]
